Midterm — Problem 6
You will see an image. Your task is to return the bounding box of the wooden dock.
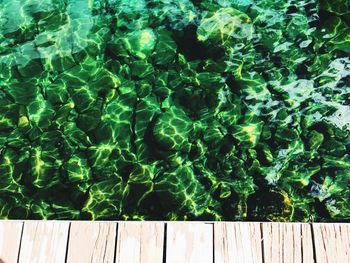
[0,221,348,263]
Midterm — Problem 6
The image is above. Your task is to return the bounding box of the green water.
[0,0,349,221]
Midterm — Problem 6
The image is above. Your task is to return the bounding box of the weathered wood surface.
[116,222,164,263]
[66,221,116,263]
[18,221,69,263]
[301,223,315,263]
[214,222,263,263]
[166,222,213,263]
[0,221,23,263]
[262,222,314,263]
[0,221,348,263]
[313,223,350,263]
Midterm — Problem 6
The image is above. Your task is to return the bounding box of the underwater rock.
[197,7,253,44]
[153,107,193,152]
[0,0,348,222]
[122,28,157,59]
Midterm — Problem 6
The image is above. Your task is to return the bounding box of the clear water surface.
[0,0,349,221]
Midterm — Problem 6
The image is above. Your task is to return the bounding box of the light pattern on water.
[0,0,349,222]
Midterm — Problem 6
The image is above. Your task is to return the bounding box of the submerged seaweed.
[0,0,349,222]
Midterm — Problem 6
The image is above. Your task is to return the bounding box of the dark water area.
[0,0,349,222]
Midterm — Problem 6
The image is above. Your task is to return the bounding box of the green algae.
[0,0,349,222]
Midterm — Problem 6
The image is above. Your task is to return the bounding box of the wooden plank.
[116,222,164,263]
[166,222,213,263]
[300,223,314,263]
[0,221,23,263]
[4,220,350,263]
[313,223,350,263]
[340,223,350,261]
[214,222,262,263]
[66,221,116,263]
[262,223,314,263]
[18,221,69,263]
